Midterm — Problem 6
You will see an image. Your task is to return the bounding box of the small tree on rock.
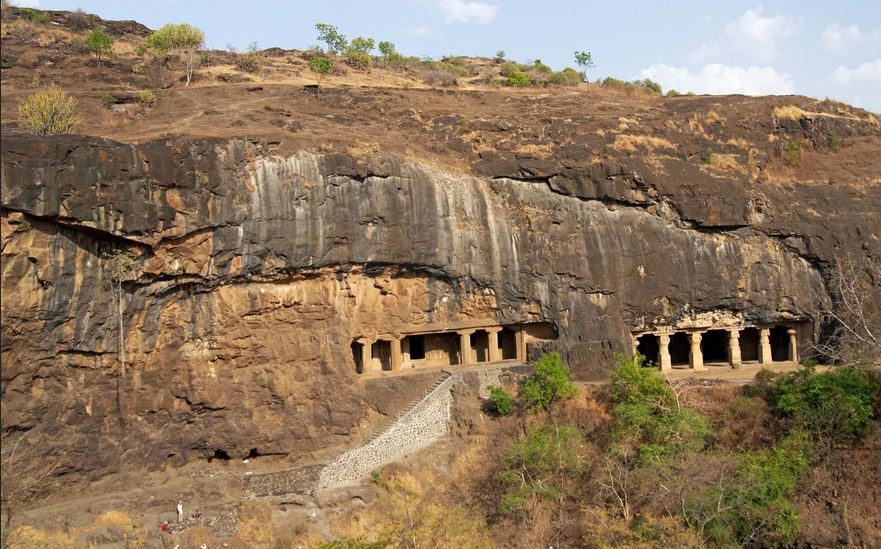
[315,23,347,54]
[520,352,577,414]
[140,23,205,86]
[84,27,113,67]
[308,56,333,89]
[574,50,594,82]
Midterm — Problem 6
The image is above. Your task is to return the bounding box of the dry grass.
[773,103,878,125]
[722,137,750,149]
[707,153,745,173]
[611,134,677,153]
[705,111,724,124]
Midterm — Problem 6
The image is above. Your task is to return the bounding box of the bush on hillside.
[17,87,77,135]
[520,352,576,413]
[505,70,530,87]
[487,385,514,416]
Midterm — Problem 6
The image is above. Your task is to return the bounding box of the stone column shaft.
[515,327,527,362]
[362,339,377,373]
[658,334,672,373]
[787,328,798,364]
[487,328,502,362]
[391,337,402,372]
[690,332,705,371]
[759,328,773,365]
[458,330,474,365]
[728,329,742,368]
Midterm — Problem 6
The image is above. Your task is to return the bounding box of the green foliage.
[494,50,505,61]
[505,70,531,87]
[780,138,801,165]
[533,59,552,74]
[84,28,114,62]
[235,43,262,72]
[487,385,514,415]
[347,36,375,54]
[549,68,581,86]
[17,87,78,135]
[19,8,50,24]
[315,22,347,54]
[141,23,204,54]
[496,423,587,514]
[100,92,115,107]
[499,62,520,77]
[666,89,680,97]
[702,147,713,164]
[826,132,839,151]
[574,51,594,75]
[601,77,663,95]
[142,177,158,191]
[520,352,577,412]
[689,430,813,547]
[101,246,135,282]
[346,51,371,70]
[378,40,396,58]
[635,78,662,94]
[763,366,879,445]
[610,353,709,464]
[136,90,156,106]
[308,56,333,84]
[316,538,389,549]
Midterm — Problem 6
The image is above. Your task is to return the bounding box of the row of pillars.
[635,326,798,373]
[356,326,526,374]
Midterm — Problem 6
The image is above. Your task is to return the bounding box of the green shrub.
[702,147,713,164]
[19,8,50,24]
[137,90,156,106]
[100,92,115,107]
[610,353,709,463]
[520,352,576,412]
[689,430,812,547]
[487,385,514,415]
[346,50,371,70]
[496,423,587,514]
[499,62,519,77]
[765,366,879,445]
[549,67,582,86]
[308,56,333,85]
[826,132,839,151]
[316,538,388,549]
[780,139,800,165]
[505,70,531,87]
[533,59,552,74]
[17,87,78,135]
[494,50,505,61]
[84,28,114,65]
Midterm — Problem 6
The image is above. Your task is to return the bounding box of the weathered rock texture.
[1,128,879,477]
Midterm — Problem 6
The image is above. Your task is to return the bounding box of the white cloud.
[722,7,801,61]
[407,27,433,36]
[640,63,796,95]
[831,59,881,84]
[8,0,40,6]
[821,24,880,52]
[691,6,801,63]
[437,0,498,25]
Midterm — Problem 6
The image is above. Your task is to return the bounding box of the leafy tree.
[378,40,396,58]
[17,87,77,135]
[84,27,113,67]
[505,70,531,87]
[315,22,347,54]
[494,50,505,62]
[347,36,375,54]
[308,56,333,88]
[140,23,205,86]
[487,385,514,415]
[574,50,594,81]
[520,352,577,413]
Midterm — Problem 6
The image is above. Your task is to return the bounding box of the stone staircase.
[362,370,452,445]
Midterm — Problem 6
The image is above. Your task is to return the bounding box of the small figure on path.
[177,500,183,522]
[161,520,169,532]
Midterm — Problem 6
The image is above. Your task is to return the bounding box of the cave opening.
[372,340,392,371]
[407,334,426,360]
[351,341,364,374]
[499,328,518,360]
[247,448,260,459]
[471,330,490,362]
[702,330,729,363]
[636,334,660,366]
[208,449,230,463]
[670,332,690,367]
[739,328,760,362]
[770,326,790,361]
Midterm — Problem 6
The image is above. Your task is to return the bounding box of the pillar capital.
[457,329,476,336]
[659,333,671,344]
[689,331,705,371]
[485,326,503,334]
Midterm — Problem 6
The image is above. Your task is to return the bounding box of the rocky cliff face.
[1,128,878,477]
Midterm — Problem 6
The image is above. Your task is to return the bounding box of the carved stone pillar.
[689,332,705,371]
[458,330,474,365]
[787,328,798,363]
[391,337,402,372]
[759,328,773,365]
[515,327,527,362]
[728,329,742,369]
[658,333,672,373]
[487,327,502,362]
[354,339,367,374]
[630,334,639,355]
[361,338,377,373]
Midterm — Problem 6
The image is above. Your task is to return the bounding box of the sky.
[11,0,881,112]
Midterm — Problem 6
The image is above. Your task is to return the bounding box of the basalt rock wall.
[0,132,869,477]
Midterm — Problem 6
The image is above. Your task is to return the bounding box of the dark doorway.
[351,341,364,374]
[770,326,789,361]
[702,330,729,363]
[499,328,518,360]
[739,328,759,362]
[372,340,392,371]
[471,330,490,362]
[407,335,426,360]
[636,334,659,366]
[670,332,690,366]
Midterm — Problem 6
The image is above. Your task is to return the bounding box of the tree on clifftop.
[84,27,113,68]
[315,23,347,55]
[574,51,595,81]
[140,23,205,86]
[308,56,333,89]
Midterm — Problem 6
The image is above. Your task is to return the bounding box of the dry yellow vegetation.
[611,134,676,153]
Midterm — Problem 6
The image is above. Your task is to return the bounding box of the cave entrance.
[739,328,760,362]
[471,330,490,363]
[372,340,392,371]
[351,341,364,374]
[499,328,518,360]
[670,332,690,367]
[636,334,660,366]
[701,329,729,364]
[770,326,790,361]
[407,335,426,361]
